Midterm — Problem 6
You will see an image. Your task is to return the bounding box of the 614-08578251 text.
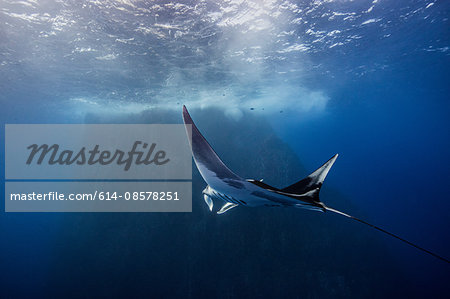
[5,124,192,212]
[9,191,180,201]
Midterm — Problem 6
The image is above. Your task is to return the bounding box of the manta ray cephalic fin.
[217,202,238,214]
[203,194,214,211]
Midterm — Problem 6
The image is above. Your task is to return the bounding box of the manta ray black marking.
[182,105,449,264]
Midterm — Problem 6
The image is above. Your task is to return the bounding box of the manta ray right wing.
[281,154,338,202]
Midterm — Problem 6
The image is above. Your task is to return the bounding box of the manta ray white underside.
[182,105,337,215]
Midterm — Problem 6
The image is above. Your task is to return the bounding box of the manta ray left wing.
[182,106,248,194]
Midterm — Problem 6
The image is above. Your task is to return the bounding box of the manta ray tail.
[282,154,338,202]
[325,206,450,264]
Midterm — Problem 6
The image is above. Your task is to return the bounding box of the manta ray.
[182,105,449,264]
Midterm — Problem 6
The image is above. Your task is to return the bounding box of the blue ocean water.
[1,0,449,298]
